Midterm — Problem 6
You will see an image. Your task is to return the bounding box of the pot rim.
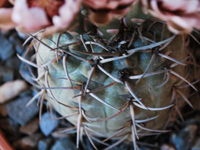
[0,129,13,150]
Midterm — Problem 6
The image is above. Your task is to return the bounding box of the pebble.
[192,138,200,150]
[13,133,43,150]
[83,136,96,150]
[161,144,176,150]
[109,140,134,150]
[0,66,14,83]
[8,32,25,55]
[0,104,8,116]
[184,114,200,126]
[139,148,151,150]
[8,32,20,44]
[0,80,28,104]
[0,34,14,61]
[51,137,76,150]
[0,118,20,139]
[7,96,39,126]
[40,112,58,136]
[38,138,54,150]
[5,57,21,71]
[17,32,29,40]
[171,124,198,150]
[15,44,24,55]
[20,118,39,135]
[22,133,43,148]
[19,90,33,98]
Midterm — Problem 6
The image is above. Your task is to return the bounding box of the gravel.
[40,112,59,136]
[7,96,39,126]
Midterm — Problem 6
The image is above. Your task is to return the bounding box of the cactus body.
[25,11,194,149]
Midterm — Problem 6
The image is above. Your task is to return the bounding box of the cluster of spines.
[18,20,199,150]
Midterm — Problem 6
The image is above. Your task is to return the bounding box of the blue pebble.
[40,112,58,136]
[7,96,39,126]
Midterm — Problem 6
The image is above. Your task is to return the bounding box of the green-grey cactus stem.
[17,5,197,150]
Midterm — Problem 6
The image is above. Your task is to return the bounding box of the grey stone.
[0,66,14,82]
[51,137,76,150]
[161,144,176,150]
[0,104,8,116]
[8,32,20,44]
[22,133,43,148]
[38,138,54,150]
[20,118,39,135]
[13,133,43,150]
[0,34,14,61]
[8,32,25,55]
[5,57,21,71]
[184,114,200,126]
[7,96,39,126]
[40,112,58,136]
[110,140,135,150]
[192,138,200,150]
[19,90,33,98]
[1,30,14,38]
[15,44,24,54]
[139,148,151,150]
[82,137,95,150]
[0,118,20,135]
[17,32,28,40]
[171,124,198,150]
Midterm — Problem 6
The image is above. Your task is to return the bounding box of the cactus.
[18,5,196,150]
